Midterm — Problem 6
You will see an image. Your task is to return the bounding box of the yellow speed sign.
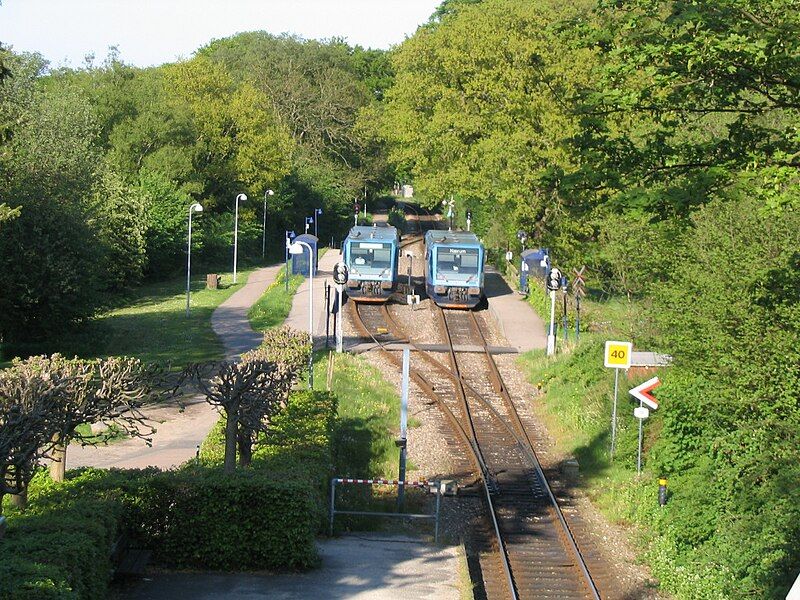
[604,341,632,369]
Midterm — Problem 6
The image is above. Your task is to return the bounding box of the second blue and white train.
[424,230,485,309]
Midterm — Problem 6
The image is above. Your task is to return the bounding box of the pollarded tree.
[45,354,161,483]
[187,358,293,473]
[0,354,159,512]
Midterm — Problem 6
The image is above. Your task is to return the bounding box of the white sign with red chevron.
[629,376,661,410]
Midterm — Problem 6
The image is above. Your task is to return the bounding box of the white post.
[611,368,620,459]
[294,240,314,388]
[637,399,644,475]
[262,191,268,259]
[336,284,343,353]
[186,203,202,317]
[233,193,247,283]
[546,289,557,356]
[186,209,193,317]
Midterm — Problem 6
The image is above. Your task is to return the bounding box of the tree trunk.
[237,428,253,468]
[224,409,238,474]
[50,436,66,483]
[9,484,27,511]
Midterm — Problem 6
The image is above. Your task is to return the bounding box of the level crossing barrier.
[329,478,442,542]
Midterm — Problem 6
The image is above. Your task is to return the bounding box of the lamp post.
[233,193,247,283]
[289,240,314,388]
[186,202,203,317]
[262,189,274,260]
[314,207,322,238]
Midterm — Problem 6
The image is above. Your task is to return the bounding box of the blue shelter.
[291,234,319,276]
[520,248,550,292]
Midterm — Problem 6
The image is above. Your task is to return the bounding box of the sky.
[0,0,441,68]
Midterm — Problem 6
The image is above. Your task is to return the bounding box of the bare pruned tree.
[187,356,292,473]
[0,354,161,513]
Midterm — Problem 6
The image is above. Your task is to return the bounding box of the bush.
[387,207,407,232]
[0,388,338,591]
[0,494,121,600]
[127,468,319,570]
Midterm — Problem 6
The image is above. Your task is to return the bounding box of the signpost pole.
[562,285,568,344]
[637,399,644,475]
[611,368,619,459]
[397,348,410,510]
[336,284,343,353]
[575,294,581,344]
[547,290,556,356]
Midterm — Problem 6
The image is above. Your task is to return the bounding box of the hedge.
[0,494,121,600]
[0,389,338,597]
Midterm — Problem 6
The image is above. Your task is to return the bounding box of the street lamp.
[262,189,274,260]
[289,240,314,388]
[186,202,203,317]
[314,207,322,238]
[233,193,247,283]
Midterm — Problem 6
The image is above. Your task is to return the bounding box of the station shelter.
[520,248,550,293]
[291,234,319,276]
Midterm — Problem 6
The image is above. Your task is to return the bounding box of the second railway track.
[350,301,603,600]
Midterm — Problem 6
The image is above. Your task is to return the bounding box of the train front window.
[436,247,480,281]
[350,242,392,276]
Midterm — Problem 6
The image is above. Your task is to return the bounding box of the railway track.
[349,301,602,600]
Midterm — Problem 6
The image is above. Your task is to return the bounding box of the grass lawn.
[248,264,305,331]
[313,350,402,479]
[30,269,256,368]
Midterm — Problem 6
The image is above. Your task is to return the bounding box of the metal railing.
[329,478,442,543]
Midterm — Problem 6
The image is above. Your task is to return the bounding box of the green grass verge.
[516,303,672,595]
[313,351,401,479]
[248,265,304,331]
[31,269,254,367]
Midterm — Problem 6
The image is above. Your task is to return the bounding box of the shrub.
[128,468,320,570]
[0,494,121,600]
[387,207,407,232]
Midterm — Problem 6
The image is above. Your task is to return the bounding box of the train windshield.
[435,247,481,283]
[349,242,393,277]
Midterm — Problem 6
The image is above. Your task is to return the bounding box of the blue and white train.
[342,225,400,303]
[424,230,485,309]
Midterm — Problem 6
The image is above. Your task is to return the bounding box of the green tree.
[0,52,104,342]
[379,0,595,246]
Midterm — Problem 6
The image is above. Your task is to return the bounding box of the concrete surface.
[484,269,547,352]
[285,249,343,345]
[69,265,282,470]
[115,535,462,600]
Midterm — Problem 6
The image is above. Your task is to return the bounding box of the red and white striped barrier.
[335,478,429,487]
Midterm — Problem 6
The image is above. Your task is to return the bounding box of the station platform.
[285,248,343,345]
[484,269,547,353]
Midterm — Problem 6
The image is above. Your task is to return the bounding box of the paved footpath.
[117,535,462,600]
[285,249,342,345]
[485,268,547,352]
[69,265,283,470]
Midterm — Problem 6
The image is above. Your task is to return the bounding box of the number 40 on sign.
[604,341,632,369]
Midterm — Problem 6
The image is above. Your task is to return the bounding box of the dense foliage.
[374,1,800,597]
[0,388,336,598]
[0,35,393,347]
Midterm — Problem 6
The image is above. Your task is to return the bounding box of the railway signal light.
[547,267,562,291]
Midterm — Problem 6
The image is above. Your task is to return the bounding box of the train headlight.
[468,287,480,296]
